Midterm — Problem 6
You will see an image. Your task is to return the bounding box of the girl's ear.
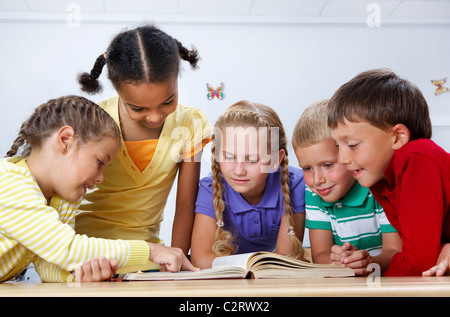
[57,126,75,154]
[392,124,410,150]
[270,149,285,171]
[277,149,286,166]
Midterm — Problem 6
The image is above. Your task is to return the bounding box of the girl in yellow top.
[76,24,211,272]
[0,96,196,283]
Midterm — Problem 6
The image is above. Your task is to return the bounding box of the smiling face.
[56,137,119,202]
[330,119,397,188]
[295,139,355,202]
[218,126,283,205]
[117,77,178,138]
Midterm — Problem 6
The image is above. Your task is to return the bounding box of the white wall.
[1,18,449,246]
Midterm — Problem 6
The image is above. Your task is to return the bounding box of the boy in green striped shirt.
[292,100,401,276]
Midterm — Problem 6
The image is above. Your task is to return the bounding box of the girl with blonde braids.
[0,96,197,283]
[191,101,306,269]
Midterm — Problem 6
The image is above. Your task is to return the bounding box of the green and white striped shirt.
[305,182,395,256]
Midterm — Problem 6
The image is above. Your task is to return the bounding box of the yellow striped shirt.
[0,157,149,282]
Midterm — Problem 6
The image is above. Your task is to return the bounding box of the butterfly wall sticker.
[431,77,450,96]
[207,82,224,100]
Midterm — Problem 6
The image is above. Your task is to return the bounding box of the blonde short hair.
[292,99,331,148]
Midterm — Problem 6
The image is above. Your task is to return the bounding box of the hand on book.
[147,243,199,273]
[330,242,372,276]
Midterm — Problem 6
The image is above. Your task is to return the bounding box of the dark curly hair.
[78,24,199,94]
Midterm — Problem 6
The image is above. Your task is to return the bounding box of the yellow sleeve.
[179,107,212,160]
[0,172,149,276]
[33,240,149,282]
[33,257,74,282]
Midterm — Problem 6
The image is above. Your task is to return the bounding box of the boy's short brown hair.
[292,99,331,148]
[327,68,432,140]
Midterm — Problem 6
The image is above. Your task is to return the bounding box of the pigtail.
[6,124,27,157]
[77,54,106,94]
[6,108,41,157]
[82,25,199,89]
[211,136,235,256]
[280,155,304,260]
[174,38,199,69]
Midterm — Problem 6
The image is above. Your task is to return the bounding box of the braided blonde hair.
[211,100,304,260]
[6,95,120,158]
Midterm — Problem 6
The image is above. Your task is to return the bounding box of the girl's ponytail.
[6,125,27,157]
[77,25,199,91]
[211,136,235,256]
[174,39,199,69]
[77,54,107,94]
[280,155,304,260]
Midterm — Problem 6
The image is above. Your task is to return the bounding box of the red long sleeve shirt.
[370,139,450,276]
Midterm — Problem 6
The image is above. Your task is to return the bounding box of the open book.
[120,251,354,281]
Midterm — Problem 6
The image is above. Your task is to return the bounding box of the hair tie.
[287,226,295,236]
[216,220,224,228]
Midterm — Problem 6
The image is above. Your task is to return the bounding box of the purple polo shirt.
[195,166,305,254]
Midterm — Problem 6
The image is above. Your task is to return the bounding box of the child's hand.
[147,243,199,273]
[330,242,372,276]
[423,243,450,276]
[74,257,118,282]
[330,242,357,264]
[422,260,450,276]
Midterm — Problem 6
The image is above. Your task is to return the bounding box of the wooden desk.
[2,276,450,297]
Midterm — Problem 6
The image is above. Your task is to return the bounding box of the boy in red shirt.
[327,68,450,276]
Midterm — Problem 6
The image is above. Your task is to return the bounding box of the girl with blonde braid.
[191,101,306,269]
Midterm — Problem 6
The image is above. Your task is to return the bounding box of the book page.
[121,266,247,281]
[120,250,354,280]
[212,252,255,269]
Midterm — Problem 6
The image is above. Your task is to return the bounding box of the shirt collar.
[370,147,397,195]
[13,157,67,207]
[320,182,369,207]
[15,157,29,169]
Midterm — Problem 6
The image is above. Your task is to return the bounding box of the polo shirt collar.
[320,182,369,208]
[13,157,65,206]
[370,150,397,195]
[15,158,29,169]
[224,170,281,214]
[384,156,396,189]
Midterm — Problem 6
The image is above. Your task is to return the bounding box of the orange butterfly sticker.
[207,82,224,100]
[431,77,450,96]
